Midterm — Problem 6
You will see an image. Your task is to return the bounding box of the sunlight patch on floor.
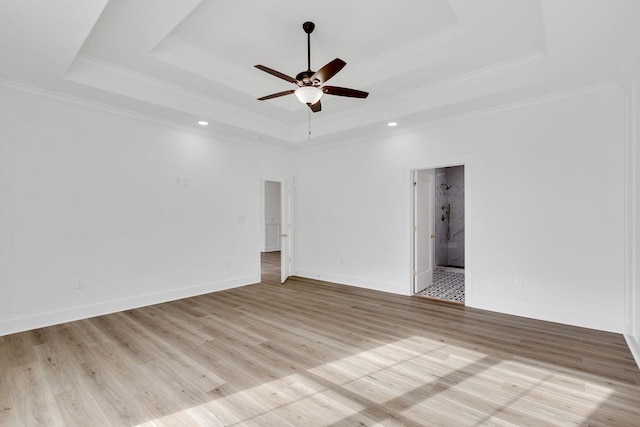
[444,359,617,425]
[132,336,453,425]
[133,335,616,426]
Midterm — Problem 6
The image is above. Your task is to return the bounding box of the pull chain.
[308,109,311,140]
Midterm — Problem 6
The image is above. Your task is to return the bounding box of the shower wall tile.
[435,170,449,266]
[434,165,465,268]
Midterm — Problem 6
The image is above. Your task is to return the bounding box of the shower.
[435,166,465,269]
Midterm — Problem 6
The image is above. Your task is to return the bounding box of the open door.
[280,176,293,283]
[414,169,435,293]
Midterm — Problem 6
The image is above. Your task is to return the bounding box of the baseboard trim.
[0,275,258,337]
[624,334,640,369]
[294,269,407,296]
[292,269,626,333]
[471,295,624,334]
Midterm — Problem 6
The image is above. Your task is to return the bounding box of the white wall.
[0,80,633,338]
[294,85,627,333]
[0,84,292,335]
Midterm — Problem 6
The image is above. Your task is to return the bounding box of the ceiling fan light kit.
[294,86,323,105]
[255,21,368,113]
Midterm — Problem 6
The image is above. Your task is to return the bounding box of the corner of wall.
[625,73,640,369]
[625,334,640,369]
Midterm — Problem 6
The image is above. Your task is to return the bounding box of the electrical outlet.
[75,280,85,290]
[515,276,523,286]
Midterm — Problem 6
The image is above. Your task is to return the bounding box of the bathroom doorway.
[413,165,465,304]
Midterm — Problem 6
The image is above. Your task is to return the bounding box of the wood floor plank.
[1,251,640,426]
[7,363,66,426]
[4,331,38,368]
[74,360,147,425]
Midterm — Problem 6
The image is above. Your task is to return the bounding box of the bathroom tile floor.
[417,267,465,304]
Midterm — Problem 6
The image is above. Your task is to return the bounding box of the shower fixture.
[441,183,452,190]
[440,204,451,239]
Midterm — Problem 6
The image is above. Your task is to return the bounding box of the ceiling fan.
[255,21,369,112]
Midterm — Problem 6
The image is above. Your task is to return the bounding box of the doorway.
[264,181,281,253]
[412,165,466,304]
[261,180,282,284]
[259,176,294,284]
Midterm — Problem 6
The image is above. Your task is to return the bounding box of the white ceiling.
[2,0,640,148]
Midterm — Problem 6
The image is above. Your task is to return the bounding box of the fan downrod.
[301,21,316,80]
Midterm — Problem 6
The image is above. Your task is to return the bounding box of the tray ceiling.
[1,0,639,148]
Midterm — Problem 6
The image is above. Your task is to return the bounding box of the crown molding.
[150,24,468,112]
[291,51,550,143]
[0,75,622,156]
[0,77,292,152]
[295,81,619,153]
[150,35,296,108]
[63,48,550,146]
[3,54,614,154]
[65,54,298,142]
[340,24,468,88]
[408,80,619,130]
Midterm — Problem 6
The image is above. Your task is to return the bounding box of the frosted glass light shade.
[295,86,323,105]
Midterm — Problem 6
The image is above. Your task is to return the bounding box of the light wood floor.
[260,251,281,284]
[2,256,640,426]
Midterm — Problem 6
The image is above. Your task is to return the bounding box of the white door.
[414,169,435,293]
[280,177,293,283]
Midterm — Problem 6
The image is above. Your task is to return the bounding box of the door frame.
[260,174,294,283]
[410,153,473,304]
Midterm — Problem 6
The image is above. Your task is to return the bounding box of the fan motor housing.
[295,70,319,86]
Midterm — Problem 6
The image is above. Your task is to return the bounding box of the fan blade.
[257,90,295,101]
[322,86,369,98]
[311,58,346,84]
[309,100,321,112]
[255,65,297,84]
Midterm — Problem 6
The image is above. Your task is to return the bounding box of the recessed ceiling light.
[198,120,209,126]
[387,122,398,127]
